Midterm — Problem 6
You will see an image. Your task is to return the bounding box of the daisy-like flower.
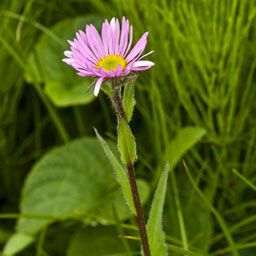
[63,17,154,96]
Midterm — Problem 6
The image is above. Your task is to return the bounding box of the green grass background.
[1,0,256,255]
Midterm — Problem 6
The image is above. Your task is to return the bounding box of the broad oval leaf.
[17,137,149,235]
[25,16,101,107]
[165,126,206,170]
[67,226,126,256]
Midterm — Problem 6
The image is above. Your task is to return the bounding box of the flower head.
[63,17,154,96]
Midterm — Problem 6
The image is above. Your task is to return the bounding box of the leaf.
[16,137,149,235]
[117,118,137,164]
[231,169,256,191]
[44,80,94,107]
[122,83,135,122]
[95,179,150,223]
[94,129,135,214]
[3,233,33,256]
[67,225,125,256]
[24,16,101,107]
[0,225,11,243]
[167,177,213,252]
[165,126,206,170]
[165,126,210,252]
[184,163,238,255]
[147,163,169,256]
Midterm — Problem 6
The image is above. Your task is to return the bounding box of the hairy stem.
[126,162,151,256]
[111,82,151,256]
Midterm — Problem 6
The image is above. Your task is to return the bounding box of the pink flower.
[63,17,154,96]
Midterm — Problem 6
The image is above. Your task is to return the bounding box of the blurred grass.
[1,0,256,255]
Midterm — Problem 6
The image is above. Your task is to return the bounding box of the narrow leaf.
[147,163,169,256]
[231,169,256,191]
[3,233,33,256]
[117,119,137,164]
[94,129,135,214]
[184,162,239,256]
[122,83,135,122]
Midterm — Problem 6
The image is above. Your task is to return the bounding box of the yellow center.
[96,54,127,72]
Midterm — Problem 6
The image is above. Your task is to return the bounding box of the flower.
[63,17,154,96]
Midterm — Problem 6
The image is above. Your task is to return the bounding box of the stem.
[112,85,126,120]
[111,82,151,256]
[127,162,151,256]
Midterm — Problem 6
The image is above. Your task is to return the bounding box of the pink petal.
[88,25,105,56]
[71,47,95,68]
[109,70,116,77]
[94,77,104,96]
[110,18,117,54]
[123,25,133,57]
[114,19,120,54]
[102,21,109,55]
[98,67,106,77]
[125,32,148,63]
[77,71,96,76]
[131,60,155,71]
[115,65,123,76]
[67,40,75,47]
[122,68,131,76]
[119,17,129,55]
[73,37,98,63]
[133,60,155,67]
[76,30,87,43]
[86,25,102,59]
[64,51,72,57]
[62,58,75,64]
[110,17,116,29]
[105,21,113,54]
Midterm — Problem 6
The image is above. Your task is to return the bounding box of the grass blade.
[147,163,169,256]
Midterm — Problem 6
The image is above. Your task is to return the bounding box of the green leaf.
[231,169,256,191]
[122,83,135,122]
[94,178,150,223]
[3,233,33,256]
[165,126,206,170]
[0,226,11,243]
[16,137,149,235]
[44,80,94,107]
[117,119,137,164]
[147,163,169,256]
[184,163,238,255]
[94,129,135,214]
[165,126,210,252]
[167,175,213,252]
[25,16,101,107]
[67,226,125,256]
